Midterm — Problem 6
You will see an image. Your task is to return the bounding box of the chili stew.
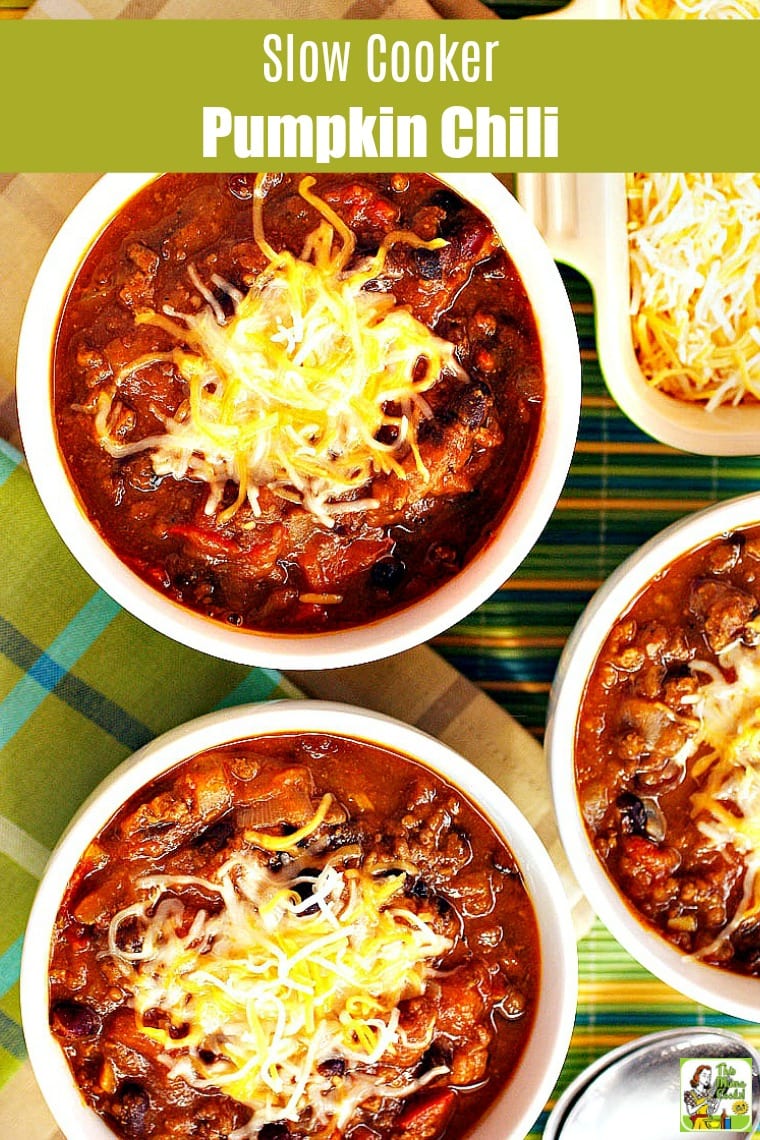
[576,524,760,976]
[53,172,544,634]
[50,732,539,1140]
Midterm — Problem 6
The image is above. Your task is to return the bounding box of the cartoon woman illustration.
[683,1065,721,1129]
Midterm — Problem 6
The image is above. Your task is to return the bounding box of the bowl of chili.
[22,699,577,1140]
[17,171,580,669]
[547,491,760,1020]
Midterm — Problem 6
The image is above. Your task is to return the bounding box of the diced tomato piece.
[323,183,401,233]
[166,523,243,559]
[167,522,285,572]
[617,834,681,904]
[621,834,680,878]
[396,1090,456,1140]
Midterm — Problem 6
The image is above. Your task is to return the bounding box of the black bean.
[317,1057,347,1077]
[407,876,431,899]
[458,384,490,430]
[417,1041,453,1074]
[292,871,321,915]
[413,247,443,280]
[259,1123,291,1139]
[370,557,406,591]
[50,1000,100,1039]
[430,188,464,216]
[113,916,143,955]
[192,816,235,852]
[617,791,648,836]
[375,424,399,447]
[173,571,195,591]
[732,917,760,959]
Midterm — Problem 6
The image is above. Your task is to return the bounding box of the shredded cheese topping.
[107,822,452,1136]
[681,632,760,955]
[94,174,463,528]
[627,173,760,409]
[623,0,760,16]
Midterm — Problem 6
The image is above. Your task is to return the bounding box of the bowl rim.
[546,491,760,1021]
[21,698,578,1140]
[16,171,581,670]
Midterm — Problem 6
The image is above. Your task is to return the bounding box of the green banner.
[0,19,756,171]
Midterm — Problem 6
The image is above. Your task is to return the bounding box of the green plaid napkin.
[0,438,300,1086]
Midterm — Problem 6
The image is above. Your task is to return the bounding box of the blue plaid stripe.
[0,593,121,749]
[0,1011,25,1062]
[0,938,26,1061]
[0,440,21,488]
[1,608,287,753]
[0,616,153,751]
[217,667,289,707]
[0,938,22,1000]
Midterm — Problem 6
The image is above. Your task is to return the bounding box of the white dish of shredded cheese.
[517,171,760,456]
[533,0,760,17]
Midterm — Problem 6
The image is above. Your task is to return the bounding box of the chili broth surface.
[53,173,544,634]
[49,733,539,1140]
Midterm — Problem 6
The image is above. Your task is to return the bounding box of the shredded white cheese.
[681,633,760,955]
[108,824,452,1135]
[627,173,760,409]
[94,175,463,528]
[624,0,760,15]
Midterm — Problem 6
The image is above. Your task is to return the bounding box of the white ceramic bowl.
[21,699,578,1140]
[547,492,760,1020]
[16,172,580,670]
[517,171,760,456]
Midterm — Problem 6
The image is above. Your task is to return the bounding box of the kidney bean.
[50,1000,100,1039]
[115,1082,150,1136]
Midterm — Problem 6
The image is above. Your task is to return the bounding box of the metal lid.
[544,1028,760,1139]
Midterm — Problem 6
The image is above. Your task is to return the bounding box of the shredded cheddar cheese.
[94,174,463,528]
[682,635,760,955]
[107,832,452,1136]
[624,0,760,16]
[627,173,760,409]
